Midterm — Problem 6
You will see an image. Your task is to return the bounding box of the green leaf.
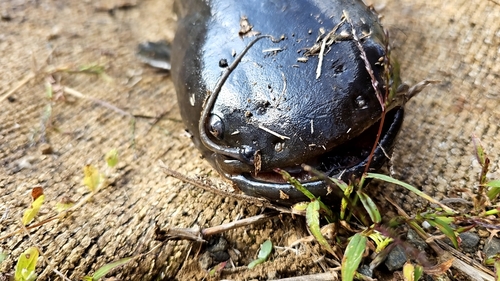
[426,217,458,249]
[329,177,349,192]
[434,216,454,225]
[83,165,101,192]
[248,240,273,269]
[484,209,500,216]
[357,191,381,223]
[105,149,119,168]
[55,201,74,213]
[387,57,402,103]
[22,195,45,225]
[472,136,490,186]
[278,169,315,200]
[75,64,113,82]
[403,262,422,281]
[209,261,227,276]
[484,253,500,266]
[306,200,336,256]
[494,259,500,281]
[414,264,423,281]
[340,184,354,220]
[486,180,500,200]
[403,262,415,281]
[292,202,309,212]
[0,251,8,263]
[247,259,264,269]
[472,136,486,166]
[88,257,133,280]
[368,232,392,253]
[257,240,273,259]
[278,169,334,222]
[366,173,455,214]
[45,82,53,99]
[486,180,500,188]
[341,233,367,281]
[14,247,39,281]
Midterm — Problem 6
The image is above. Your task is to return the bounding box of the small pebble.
[40,143,53,155]
[407,229,428,251]
[198,251,213,270]
[483,237,500,259]
[357,264,373,278]
[477,229,489,238]
[267,270,278,279]
[385,245,407,271]
[459,232,479,253]
[1,12,12,21]
[48,25,62,40]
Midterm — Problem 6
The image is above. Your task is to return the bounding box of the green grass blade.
[357,191,381,224]
[486,180,500,200]
[366,173,455,214]
[14,247,39,281]
[248,240,273,269]
[306,200,336,256]
[494,259,500,281]
[278,169,335,222]
[341,233,367,281]
[426,217,459,249]
[91,257,133,280]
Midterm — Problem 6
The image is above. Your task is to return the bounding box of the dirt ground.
[1,0,500,280]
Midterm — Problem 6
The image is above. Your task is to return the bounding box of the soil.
[1,0,500,280]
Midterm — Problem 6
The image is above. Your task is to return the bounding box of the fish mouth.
[215,107,405,206]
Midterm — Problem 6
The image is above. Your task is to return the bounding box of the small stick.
[405,79,440,101]
[158,212,280,242]
[63,86,132,117]
[159,161,296,215]
[201,212,279,236]
[258,125,290,140]
[271,272,340,281]
[316,38,327,79]
[0,72,36,103]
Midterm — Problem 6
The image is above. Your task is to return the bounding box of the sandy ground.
[1,0,500,280]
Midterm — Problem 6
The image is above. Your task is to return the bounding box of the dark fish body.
[171,0,405,204]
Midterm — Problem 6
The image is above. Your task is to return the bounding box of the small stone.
[478,229,489,238]
[40,143,53,155]
[211,250,230,262]
[48,25,62,40]
[207,236,229,253]
[219,58,228,68]
[385,245,407,271]
[483,237,500,259]
[357,264,373,278]
[1,12,12,21]
[407,229,428,251]
[459,232,480,253]
[198,251,213,270]
[203,236,230,264]
[14,156,36,171]
[421,221,431,229]
[266,270,278,279]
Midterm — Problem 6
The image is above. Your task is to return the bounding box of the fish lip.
[217,107,405,206]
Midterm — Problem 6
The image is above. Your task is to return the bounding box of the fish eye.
[208,114,224,140]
